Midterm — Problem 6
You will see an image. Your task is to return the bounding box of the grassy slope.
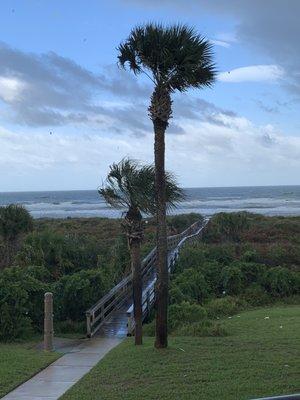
[62,306,300,400]
[0,341,59,397]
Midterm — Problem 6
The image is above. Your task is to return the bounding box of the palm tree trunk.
[154,119,168,348]
[130,240,143,345]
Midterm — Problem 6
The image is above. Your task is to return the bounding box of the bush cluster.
[203,211,252,243]
[162,235,299,336]
[171,243,299,303]
[0,264,114,341]
[143,301,228,337]
[15,230,119,279]
[0,266,48,340]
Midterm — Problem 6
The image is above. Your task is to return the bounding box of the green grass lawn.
[0,340,59,398]
[62,305,300,400]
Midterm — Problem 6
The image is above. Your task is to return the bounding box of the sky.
[0,0,299,191]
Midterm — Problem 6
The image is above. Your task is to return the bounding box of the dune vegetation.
[0,208,200,340]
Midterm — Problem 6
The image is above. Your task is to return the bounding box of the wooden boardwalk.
[87,219,208,338]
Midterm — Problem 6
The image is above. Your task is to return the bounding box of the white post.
[44,292,54,351]
[86,312,92,338]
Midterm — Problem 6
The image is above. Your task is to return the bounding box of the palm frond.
[138,164,185,215]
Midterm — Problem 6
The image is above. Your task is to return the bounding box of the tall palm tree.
[118,24,216,347]
[0,204,33,267]
[99,159,183,345]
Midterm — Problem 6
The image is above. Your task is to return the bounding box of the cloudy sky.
[0,0,299,191]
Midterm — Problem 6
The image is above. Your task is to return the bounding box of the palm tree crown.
[118,23,216,93]
[99,158,184,217]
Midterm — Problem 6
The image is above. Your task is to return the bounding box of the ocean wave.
[180,197,300,208]
[2,186,300,219]
[25,201,110,211]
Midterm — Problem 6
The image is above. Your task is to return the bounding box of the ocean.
[0,186,300,219]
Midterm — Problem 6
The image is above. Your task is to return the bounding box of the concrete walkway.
[2,336,122,400]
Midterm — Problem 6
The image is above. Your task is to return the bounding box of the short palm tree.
[118,24,216,347]
[0,204,33,267]
[99,159,184,345]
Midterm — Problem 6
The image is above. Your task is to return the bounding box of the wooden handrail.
[126,218,209,335]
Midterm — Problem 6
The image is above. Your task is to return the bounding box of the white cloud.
[211,40,231,48]
[0,43,150,127]
[1,111,299,191]
[0,76,26,102]
[218,65,284,83]
[215,32,238,43]
[211,32,238,48]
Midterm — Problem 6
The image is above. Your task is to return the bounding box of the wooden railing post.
[127,312,133,336]
[44,292,54,351]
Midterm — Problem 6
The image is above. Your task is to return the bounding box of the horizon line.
[1,183,300,194]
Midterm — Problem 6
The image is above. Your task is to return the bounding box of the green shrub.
[167,213,203,233]
[205,243,236,265]
[107,234,130,282]
[234,261,267,286]
[143,301,207,336]
[205,296,247,318]
[25,265,52,282]
[0,204,33,240]
[263,267,299,297]
[0,278,32,341]
[173,245,207,274]
[204,212,251,243]
[15,242,44,268]
[17,230,105,279]
[0,262,115,338]
[173,321,228,337]
[168,301,207,330]
[241,284,271,306]
[0,204,33,268]
[169,285,186,305]
[220,266,243,295]
[55,319,86,335]
[54,269,112,321]
[143,320,155,337]
[240,249,260,263]
[173,242,235,276]
[146,304,228,337]
[0,266,49,331]
[197,261,222,295]
[266,243,300,268]
[170,268,210,304]
[24,278,49,331]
